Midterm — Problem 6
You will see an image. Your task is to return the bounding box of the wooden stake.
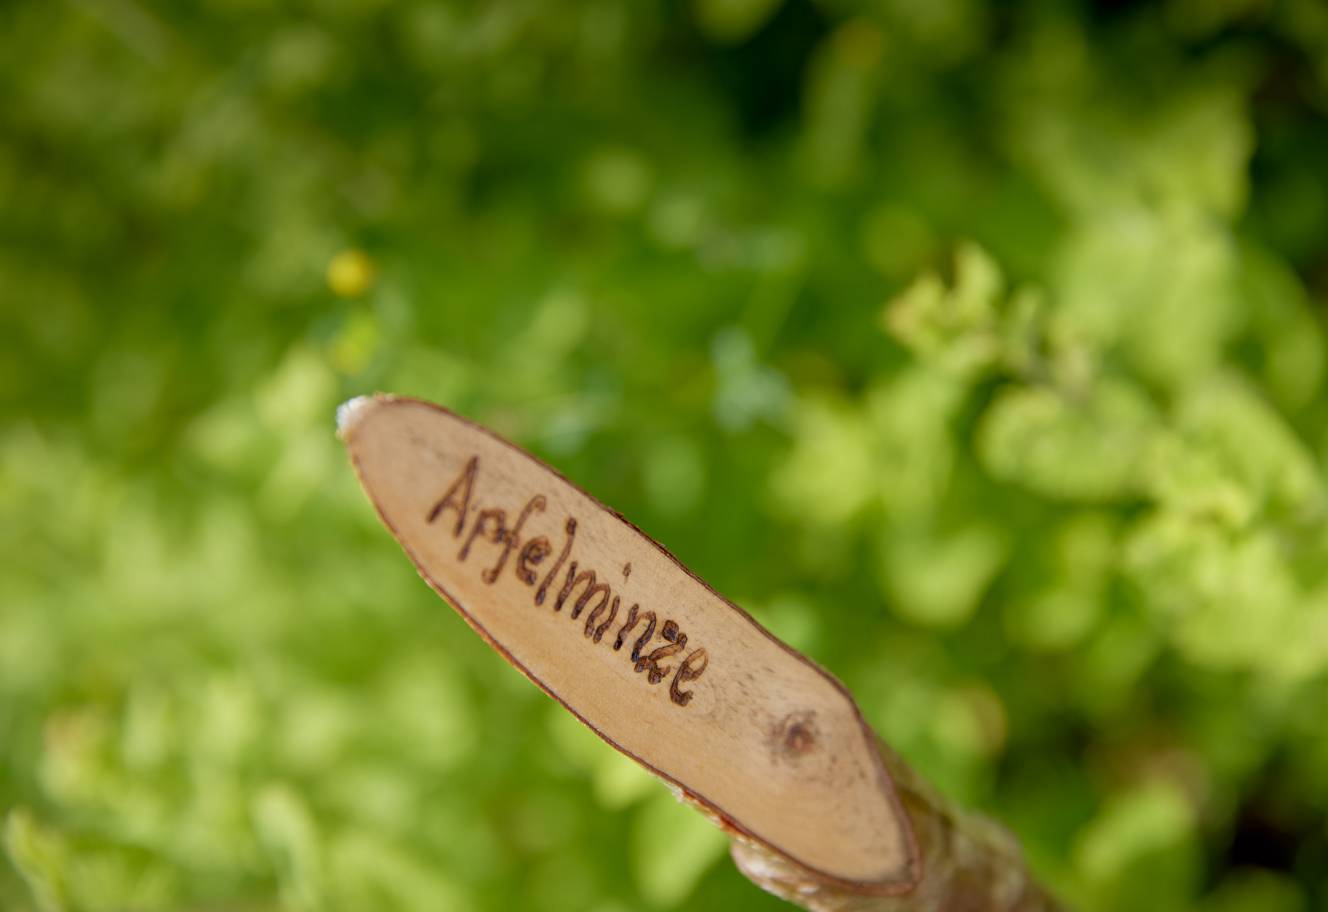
[338,394,1059,911]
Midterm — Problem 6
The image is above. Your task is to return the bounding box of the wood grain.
[338,394,920,895]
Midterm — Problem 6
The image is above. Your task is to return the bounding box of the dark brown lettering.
[432,454,708,707]
[670,649,708,706]
[426,456,478,536]
[536,518,576,606]
[516,536,552,585]
[555,564,612,623]
[484,494,545,583]
[636,632,687,683]
[586,594,619,642]
[459,508,506,562]
[613,604,657,662]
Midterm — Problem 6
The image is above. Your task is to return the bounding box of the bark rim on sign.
[339,393,923,896]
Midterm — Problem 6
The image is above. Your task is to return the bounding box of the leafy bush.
[3,1,1327,910]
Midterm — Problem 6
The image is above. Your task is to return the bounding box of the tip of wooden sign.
[336,394,379,440]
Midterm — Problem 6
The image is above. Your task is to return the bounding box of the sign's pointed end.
[336,394,379,442]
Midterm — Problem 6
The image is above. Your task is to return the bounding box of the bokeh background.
[4,0,1328,909]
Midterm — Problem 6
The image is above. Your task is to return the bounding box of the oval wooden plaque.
[339,394,919,894]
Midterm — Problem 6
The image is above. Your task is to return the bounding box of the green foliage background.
[4,0,1328,909]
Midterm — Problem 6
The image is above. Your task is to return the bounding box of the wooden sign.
[338,394,920,896]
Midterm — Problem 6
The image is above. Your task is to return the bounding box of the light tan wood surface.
[339,394,919,895]
[342,394,1064,910]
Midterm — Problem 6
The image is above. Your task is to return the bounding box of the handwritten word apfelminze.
[426,456,709,706]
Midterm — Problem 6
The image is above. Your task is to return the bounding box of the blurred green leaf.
[630,792,729,908]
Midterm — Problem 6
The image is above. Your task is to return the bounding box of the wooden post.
[338,394,1060,911]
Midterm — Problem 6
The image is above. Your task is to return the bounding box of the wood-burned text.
[426,456,709,706]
